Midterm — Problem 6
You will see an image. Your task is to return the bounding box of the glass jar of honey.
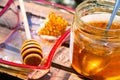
[70,0,120,79]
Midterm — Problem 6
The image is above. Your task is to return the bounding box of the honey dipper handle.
[19,0,31,39]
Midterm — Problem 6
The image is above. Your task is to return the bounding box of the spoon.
[106,0,120,30]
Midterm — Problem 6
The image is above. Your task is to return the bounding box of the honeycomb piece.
[38,12,68,37]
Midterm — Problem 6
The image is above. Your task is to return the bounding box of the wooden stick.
[19,0,31,39]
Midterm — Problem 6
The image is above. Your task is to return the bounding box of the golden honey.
[70,0,120,80]
[71,21,120,80]
[38,12,68,37]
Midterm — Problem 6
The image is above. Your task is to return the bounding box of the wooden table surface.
[0,1,90,80]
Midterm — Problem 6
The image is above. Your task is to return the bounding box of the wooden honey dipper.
[19,0,43,66]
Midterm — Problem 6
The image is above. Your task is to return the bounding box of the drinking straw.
[106,0,120,30]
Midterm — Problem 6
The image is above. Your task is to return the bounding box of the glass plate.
[0,0,74,79]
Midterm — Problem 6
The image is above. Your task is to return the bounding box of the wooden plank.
[0,1,88,80]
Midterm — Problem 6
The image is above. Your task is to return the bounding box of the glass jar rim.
[75,0,120,32]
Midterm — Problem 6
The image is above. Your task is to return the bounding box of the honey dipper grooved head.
[24,54,42,66]
[22,39,41,48]
[21,39,43,66]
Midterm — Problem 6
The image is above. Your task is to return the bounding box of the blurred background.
[46,0,84,9]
